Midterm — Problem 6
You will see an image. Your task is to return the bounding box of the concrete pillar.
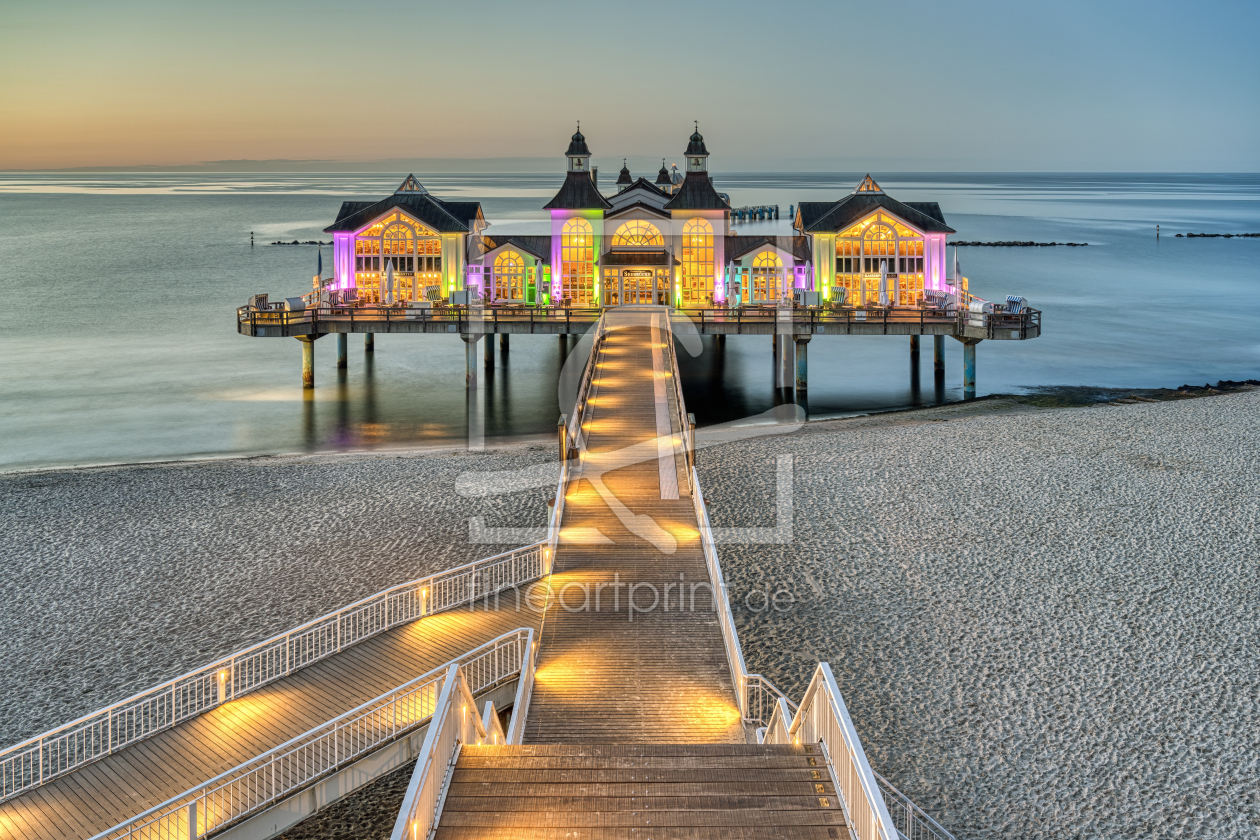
[795,337,810,392]
[298,336,318,389]
[336,333,347,369]
[963,342,977,400]
[365,332,375,353]
[485,331,495,368]
[465,335,479,390]
[934,335,945,380]
[774,334,794,390]
[499,334,509,354]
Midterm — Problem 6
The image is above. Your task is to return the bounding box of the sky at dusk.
[1,0,1257,171]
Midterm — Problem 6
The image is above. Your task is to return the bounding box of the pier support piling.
[961,339,981,400]
[934,335,945,384]
[772,334,795,392]
[365,332,374,353]
[795,337,810,392]
[464,334,479,390]
[336,334,347,369]
[910,335,921,380]
[485,333,495,368]
[499,334,509,355]
[297,335,320,389]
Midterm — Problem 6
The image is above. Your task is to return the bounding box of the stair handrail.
[1,541,548,802]
[764,662,899,840]
[391,629,530,840]
[689,465,795,722]
[92,628,532,840]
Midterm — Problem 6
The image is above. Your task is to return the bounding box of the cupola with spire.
[686,122,709,172]
[566,123,591,172]
[616,158,632,191]
[655,159,672,186]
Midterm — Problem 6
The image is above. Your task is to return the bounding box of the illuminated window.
[835,212,925,305]
[610,220,664,247]
[680,218,713,305]
[493,251,525,301]
[561,217,594,306]
[353,215,440,302]
[751,251,784,302]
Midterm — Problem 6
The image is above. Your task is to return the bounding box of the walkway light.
[217,669,229,704]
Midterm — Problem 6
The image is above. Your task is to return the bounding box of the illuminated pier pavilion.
[237,125,1041,398]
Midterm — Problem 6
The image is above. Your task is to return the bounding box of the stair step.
[450,768,827,784]
[437,744,844,838]
[435,827,847,840]
[458,745,801,760]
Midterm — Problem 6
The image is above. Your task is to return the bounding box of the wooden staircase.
[433,744,850,839]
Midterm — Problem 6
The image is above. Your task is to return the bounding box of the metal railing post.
[187,801,197,840]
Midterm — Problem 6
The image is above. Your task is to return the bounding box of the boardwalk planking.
[0,603,541,840]
[524,311,746,745]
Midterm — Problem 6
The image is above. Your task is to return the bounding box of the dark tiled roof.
[479,235,552,261]
[566,127,590,157]
[330,201,374,228]
[801,193,954,234]
[616,160,632,185]
[905,202,947,225]
[543,170,612,210]
[619,176,669,198]
[606,200,672,220]
[325,194,480,234]
[663,172,729,211]
[601,250,673,266]
[656,163,671,185]
[725,235,812,262]
[686,128,708,156]
[793,202,832,232]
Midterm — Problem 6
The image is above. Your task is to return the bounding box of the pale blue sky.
[1,0,1256,170]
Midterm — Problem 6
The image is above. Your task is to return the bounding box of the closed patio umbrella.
[879,260,889,306]
[384,259,395,305]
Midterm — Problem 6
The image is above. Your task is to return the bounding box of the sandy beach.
[2,391,1257,839]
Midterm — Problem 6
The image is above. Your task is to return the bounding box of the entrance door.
[621,270,655,305]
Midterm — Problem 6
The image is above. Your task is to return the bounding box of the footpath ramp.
[524,309,744,745]
[0,604,541,840]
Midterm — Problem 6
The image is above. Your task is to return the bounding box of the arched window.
[751,251,784,302]
[833,212,925,305]
[354,213,441,302]
[493,251,525,301]
[680,218,713,306]
[610,220,664,247]
[561,218,594,306]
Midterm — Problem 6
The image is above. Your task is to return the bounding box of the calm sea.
[0,172,1256,472]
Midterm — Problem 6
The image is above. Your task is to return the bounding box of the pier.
[2,307,953,840]
[237,301,1040,401]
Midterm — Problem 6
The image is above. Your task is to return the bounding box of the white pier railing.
[92,628,533,840]
[390,632,538,840]
[691,463,955,840]
[0,544,549,802]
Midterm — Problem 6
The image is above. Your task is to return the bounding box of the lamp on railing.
[419,587,429,617]
[217,669,229,705]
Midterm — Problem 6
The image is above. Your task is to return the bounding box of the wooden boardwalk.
[436,744,848,840]
[0,604,542,840]
[524,309,746,744]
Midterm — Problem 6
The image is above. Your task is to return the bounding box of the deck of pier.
[524,308,746,744]
[0,607,541,840]
[237,304,1040,341]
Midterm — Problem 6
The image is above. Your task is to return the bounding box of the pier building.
[238,124,1041,399]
